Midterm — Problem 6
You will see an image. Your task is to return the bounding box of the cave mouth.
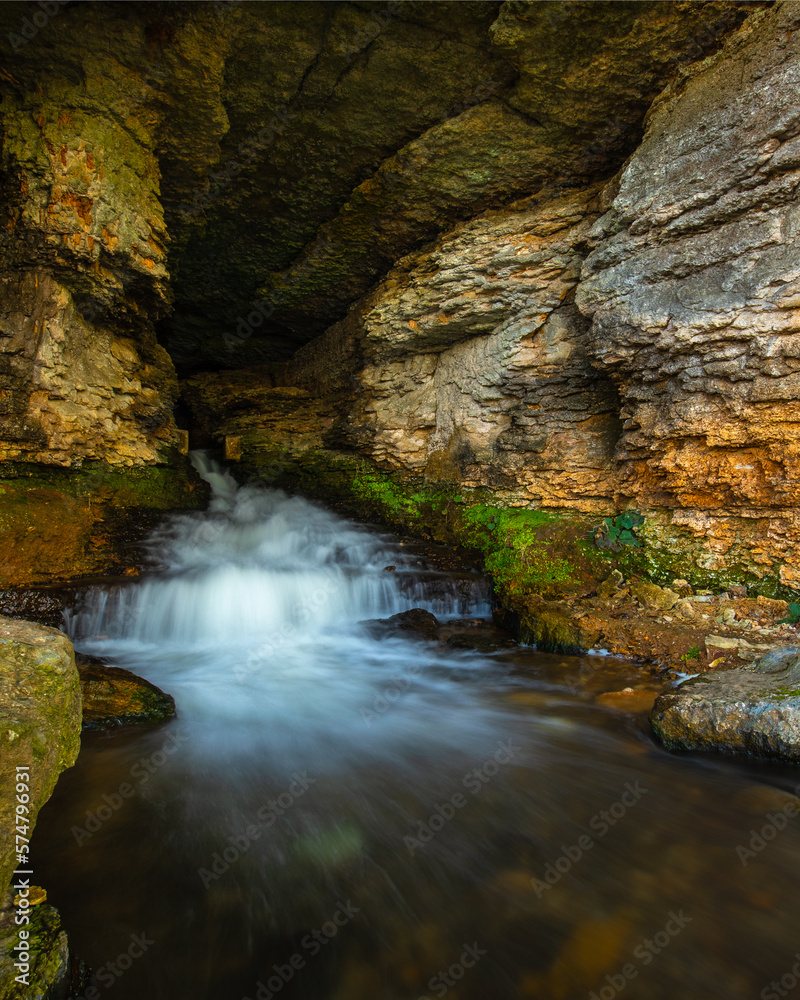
[4,3,800,999]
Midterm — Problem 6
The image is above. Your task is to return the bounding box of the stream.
[32,456,800,1000]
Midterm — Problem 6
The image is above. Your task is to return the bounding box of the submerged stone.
[650,647,800,761]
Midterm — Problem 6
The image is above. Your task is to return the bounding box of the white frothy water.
[66,453,500,767]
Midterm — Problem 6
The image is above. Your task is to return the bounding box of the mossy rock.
[76,654,175,729]
[0,616,82,896]
[0,895,84,1000]
[0,462,208,587]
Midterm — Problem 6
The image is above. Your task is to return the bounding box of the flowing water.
[32,456,800,1000]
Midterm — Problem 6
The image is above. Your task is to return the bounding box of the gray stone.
[651,646,800,760]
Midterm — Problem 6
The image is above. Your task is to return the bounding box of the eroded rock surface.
[651,647,800,760]
[183,3,800,605]
[0,37,184,468]
[577,3,800,591]
[0,1,756,369]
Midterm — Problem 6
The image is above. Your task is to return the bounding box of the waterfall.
[65,453,495,765]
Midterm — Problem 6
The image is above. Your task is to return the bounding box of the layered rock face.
[286,186,622,514]
[0,62,183,468]
[577,3,800,590]
[0,0,797,602]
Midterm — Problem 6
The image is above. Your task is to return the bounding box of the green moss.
[236,446,800,643]
[0,461,206,510]
[0,903,69,1000]
[613,516,800,602]
[772,687,800,701]
[239,446,608,604]
[0,459,209,586]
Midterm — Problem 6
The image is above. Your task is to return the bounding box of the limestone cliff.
[0,38,183,468]
[577,3,800,590]
[183,2,800,599]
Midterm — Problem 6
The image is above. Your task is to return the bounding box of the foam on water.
[66,453,500,766]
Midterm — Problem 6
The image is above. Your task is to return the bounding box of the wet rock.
[0,892,87,1000]
[0,466,206,588]
[728,585,748,600]
[0,589,65,630]
[0,617,84,999]
[76,653,175,729]
[651,647,800,760]
[0,616,81,894]
[516,599,590,655]
[630,580,679,612]
[672,579,693,598]
[361,608,440,641]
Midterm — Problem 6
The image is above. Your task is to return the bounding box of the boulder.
[0,894,86,1000]
[0,617,81,894]
[361,608,440,641]
[630,580,679,612]
[0,615,82,999]
[651,647,800,761]
[76,654,175,729]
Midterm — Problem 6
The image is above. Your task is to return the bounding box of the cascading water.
[31,455,800,1000]
[66,452,497,764]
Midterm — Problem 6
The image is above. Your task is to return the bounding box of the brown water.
[32,645,800,1000]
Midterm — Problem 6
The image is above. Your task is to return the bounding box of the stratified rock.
[76,654,175,729]
[577,3,800,592]
[651,647,800,760]
[0,616,81,894]
[191,188,624,515]
[0,3,750,371]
